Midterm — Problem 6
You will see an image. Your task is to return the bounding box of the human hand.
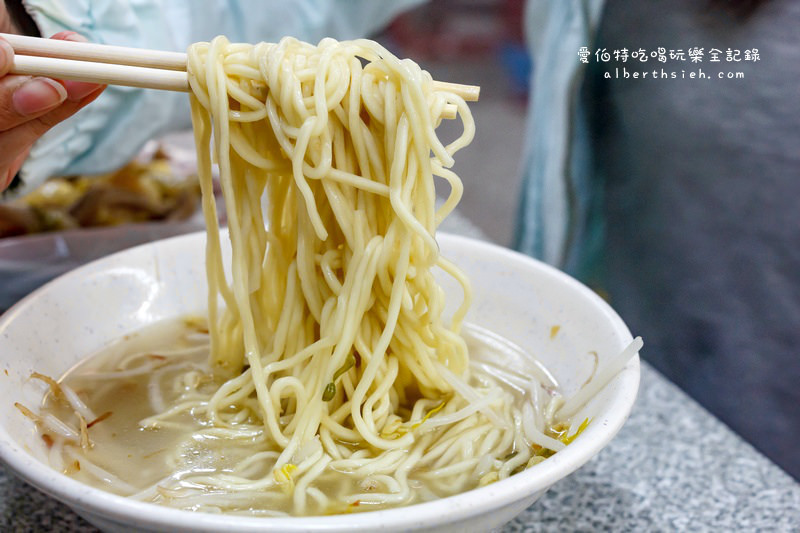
[0,31,106,191]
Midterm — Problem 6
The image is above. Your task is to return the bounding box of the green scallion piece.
[323,352,357,401]
[322,382,336,401]
[333,353,356,381]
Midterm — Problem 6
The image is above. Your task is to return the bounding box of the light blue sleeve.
[14,0,425,197]
[513,0,605,282]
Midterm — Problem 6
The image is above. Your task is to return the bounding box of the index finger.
[48,32,105,102]
[0,37,13,77]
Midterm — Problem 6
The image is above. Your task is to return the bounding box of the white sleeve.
[14,0,425,197]
[514,0,605,273]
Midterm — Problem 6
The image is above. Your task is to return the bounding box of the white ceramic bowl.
[0,232,639,532]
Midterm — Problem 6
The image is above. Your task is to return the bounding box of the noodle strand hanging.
[19,36,638,517]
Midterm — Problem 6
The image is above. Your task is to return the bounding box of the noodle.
[185,36,494,511]
[24,36,642,516]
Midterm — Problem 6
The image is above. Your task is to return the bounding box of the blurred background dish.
[0,133,221,311]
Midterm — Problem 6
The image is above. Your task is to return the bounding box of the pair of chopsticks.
[1,33,479,117]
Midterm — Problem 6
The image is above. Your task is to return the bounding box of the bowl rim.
[0,231,640,531]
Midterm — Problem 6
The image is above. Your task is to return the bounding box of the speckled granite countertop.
[1,213,799,532]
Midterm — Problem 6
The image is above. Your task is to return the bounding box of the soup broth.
[34,317,574,516]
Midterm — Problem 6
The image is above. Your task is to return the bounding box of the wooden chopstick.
[1,33,480,105]
[3,32,189,91]
[11,55,189,91]
[1,33,186,70]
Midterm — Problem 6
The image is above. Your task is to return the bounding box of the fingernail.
[63,33,89,43]
[0,39,13,73]
[64,80,102,101]
[13,77,68,115]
